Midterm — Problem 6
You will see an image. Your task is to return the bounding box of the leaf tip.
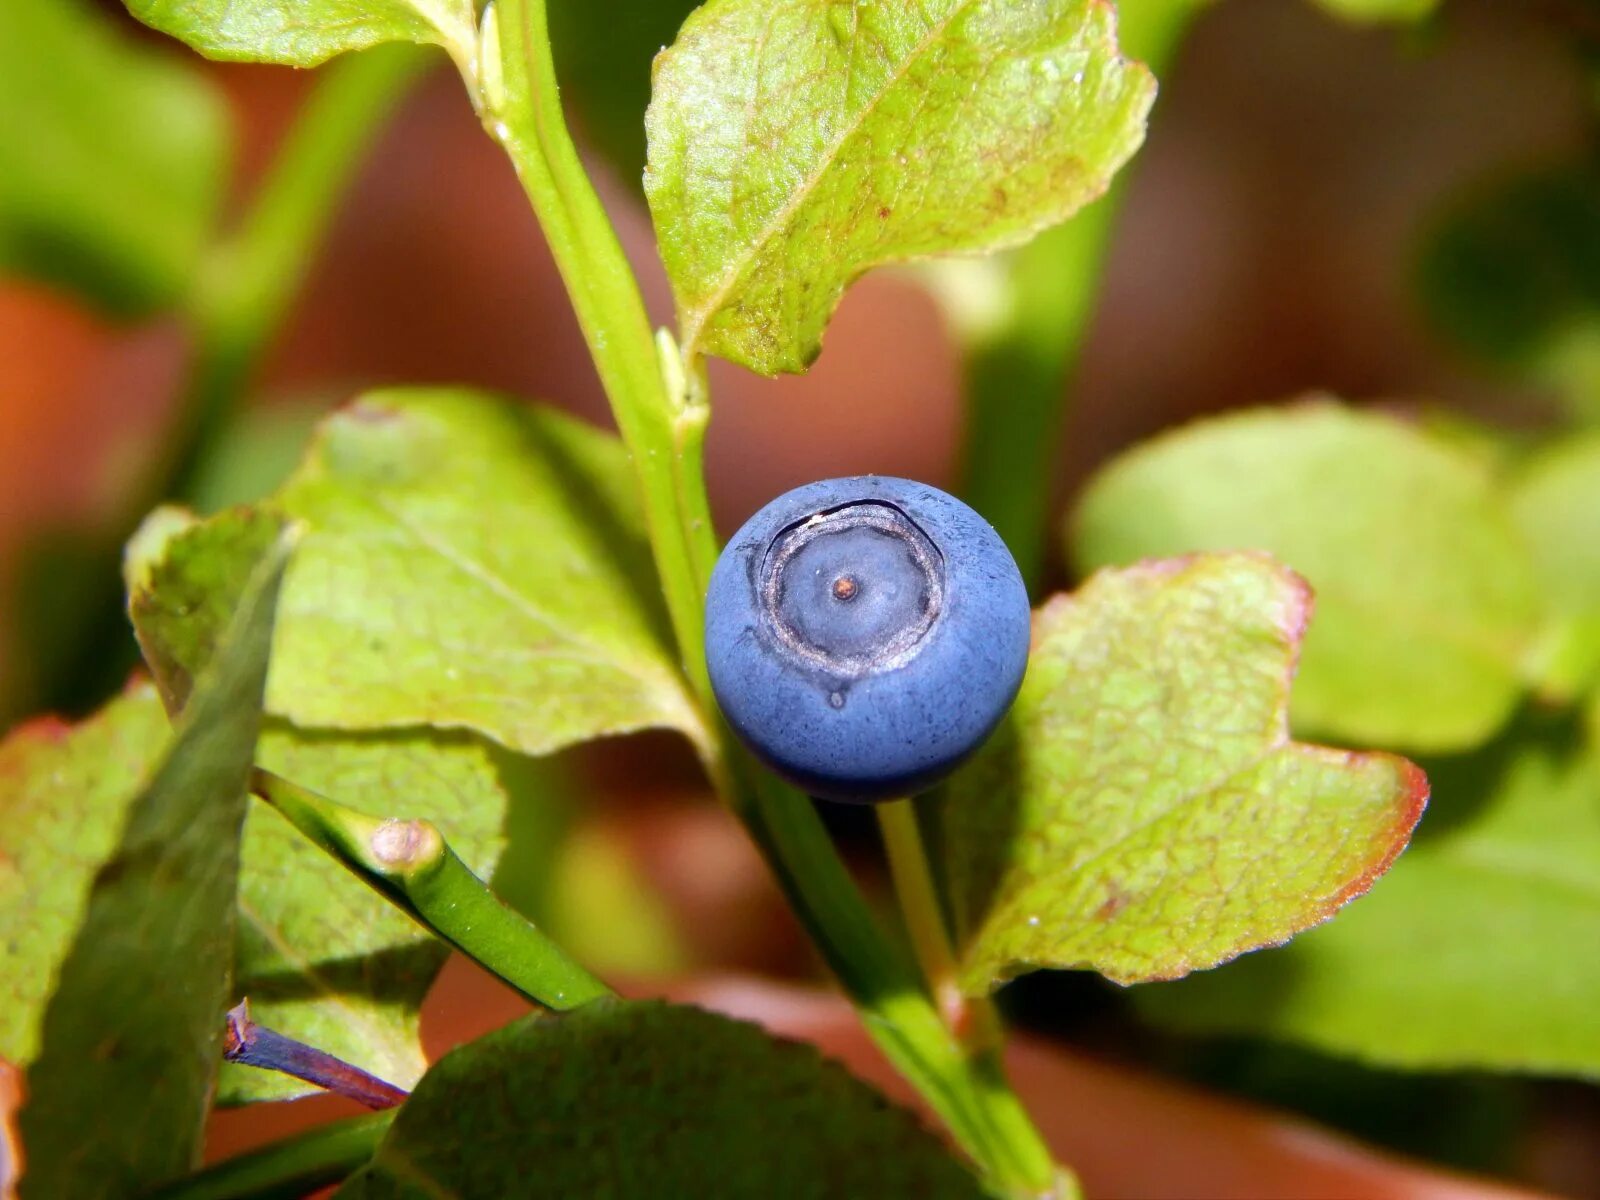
[1271,561,1316,650]
[4,714,73,747]
[1328,753,1430,912]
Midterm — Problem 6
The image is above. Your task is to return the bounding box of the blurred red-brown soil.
[191,962,1552,1200]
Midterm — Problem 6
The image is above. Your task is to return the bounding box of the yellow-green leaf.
[1,0,228,316]
[1071,403,1542,752]
[1136,729,1600,1078]
[125,0,474,70]
[945,554,1427,990]
[1509,431,1600,699]
[128,389,706,757]
[645,0,1154,374]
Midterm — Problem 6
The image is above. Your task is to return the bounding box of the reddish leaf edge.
[993,551,1430,987]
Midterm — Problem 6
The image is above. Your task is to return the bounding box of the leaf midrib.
[311,492,701,736]
[679,0,975,356]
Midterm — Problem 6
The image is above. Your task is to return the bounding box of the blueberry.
[705,476,1031,803]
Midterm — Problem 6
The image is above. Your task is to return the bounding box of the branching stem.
[250,768,612,1012]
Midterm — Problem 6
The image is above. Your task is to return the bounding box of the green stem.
[878,798,986,1043]
[485,0,710,702]
[952,3,1203,594]
[251,768,611,1011]
[746,777,1057,1196]
[952,206,1115,593]
[480,4,1056,1192]
[877,797,1072,1197]
[146,1112,394,1200]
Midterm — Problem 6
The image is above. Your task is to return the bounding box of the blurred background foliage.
[5,0,1600,1194]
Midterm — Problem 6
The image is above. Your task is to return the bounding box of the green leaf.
[125,0,475,70]
[1071,403,1542,752]
[1136,725,1600,1078]
[225,725,508,1103]
[644,0,1154,374]
[945,554,1428,990]
[936,0,1202,591]
[1508,431,1600,698]
[0,0,228,316]
[0,684,172,1067]
[17,526,293,1200]
[127,389,707,756]
[0,679,508,1106]
[126,506,281,714]
[125,481,544,1105]
[336,1000,984,1198]
[548,0,699,189]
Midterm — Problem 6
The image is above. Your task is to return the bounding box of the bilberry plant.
[22,0,1599,1198]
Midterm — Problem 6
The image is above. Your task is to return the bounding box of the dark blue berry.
[705,476,1031,803]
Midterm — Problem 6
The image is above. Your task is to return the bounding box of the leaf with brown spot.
[645,0,1154,374]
